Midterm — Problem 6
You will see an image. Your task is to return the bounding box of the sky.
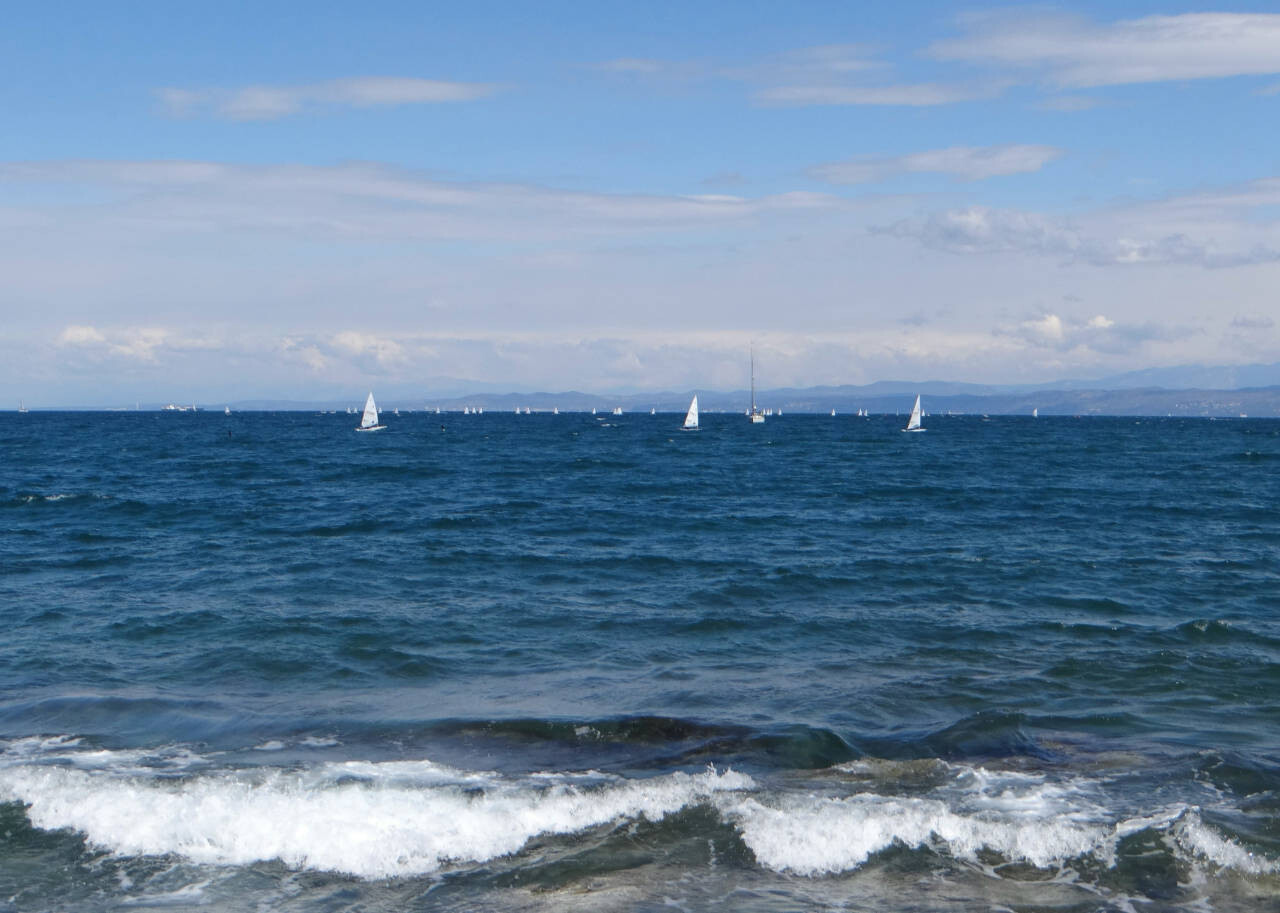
[3,1,1280,405]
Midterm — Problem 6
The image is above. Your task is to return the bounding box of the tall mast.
[750,347,756,413]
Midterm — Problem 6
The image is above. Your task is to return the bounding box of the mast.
[750,348,756,414]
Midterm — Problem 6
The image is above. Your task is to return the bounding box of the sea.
[2,410,1279,912]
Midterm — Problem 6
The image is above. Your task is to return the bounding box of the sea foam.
[0,751,754,879]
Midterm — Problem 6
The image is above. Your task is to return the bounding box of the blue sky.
[4,2,1280,404]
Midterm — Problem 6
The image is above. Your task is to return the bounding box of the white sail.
[1032,407,1039,418]
[683,395,699,430]
[904,394,924,432]
[358,392,384,431]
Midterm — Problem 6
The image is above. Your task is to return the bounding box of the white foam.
[0,758,754,879]
[1173,809,1280,877]
[299,736,339,748]
[720,792,1109,875]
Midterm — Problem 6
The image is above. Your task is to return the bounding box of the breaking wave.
[2,740,1276,885]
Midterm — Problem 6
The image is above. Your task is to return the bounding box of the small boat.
[224,406,231,415]
[1032,407,1039,418]
[553,407,559,415]
[831,409,836,417]
[749,348,765,423]
[18,401,28,414]
[612,407,623,416]
[355,392,386,432]
[682,395,699,431]
[903,395,925,432]
[650,407,655,415]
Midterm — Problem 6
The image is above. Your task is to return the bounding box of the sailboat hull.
[902,427,926,433]
[355,424,387,433]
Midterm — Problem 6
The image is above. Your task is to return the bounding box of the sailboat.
[18,401,28,414]
[355,392,386,432]
[682,395,699,431]
[224,406,230,415]
[749,349,765,423]
[1032,407,1039,418]
[903,395,925,432]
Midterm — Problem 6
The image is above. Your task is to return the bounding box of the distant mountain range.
[24,361,1280,416]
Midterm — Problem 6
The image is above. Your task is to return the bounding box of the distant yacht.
[682,395,699,431]
[1032,407,1039,418]
[18,401,27,414]
[355,392,386,432]
[650,407,655,415]
[224,406,231,415]
[903,395,925,432]
[831,409,836,417]
[749,348,765,423]
[553,406,559,415]
[612,407,623,416]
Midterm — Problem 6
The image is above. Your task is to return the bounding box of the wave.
[2,739,1276,888]
[0,745,752,879]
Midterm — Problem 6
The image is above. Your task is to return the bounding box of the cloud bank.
[810,145,1061,184]
[931,12,1280,88]
[158,77,497,120]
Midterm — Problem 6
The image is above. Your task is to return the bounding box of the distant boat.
[1032,407,1039,418]
[553,406,559,415]
[831,409,836,417]
[682,395,699,431]
[650,407,655,415]
[592,407,597,415]
[18,401,27,414]
[224,406,230,415]
[903,395,925,432]
[612,407,623,416]
[356,392,386,432]
[749,348,765,423]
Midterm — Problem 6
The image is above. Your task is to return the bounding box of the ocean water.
[2,410,1279,912]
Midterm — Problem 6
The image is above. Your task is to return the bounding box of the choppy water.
[2,410,1279,912]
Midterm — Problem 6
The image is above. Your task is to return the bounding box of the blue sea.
[2,410,1279,912]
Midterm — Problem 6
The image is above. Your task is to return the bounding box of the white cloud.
[1025,313,1066,342]
[58,324,106,346]
[931,12,1280,88]
[877,183,1280,268]
[157,77,497,121]
[810,144,1061,184]
[1087,315,1114,329]
[55,325,187,361]
[0,160,842,244]
[756,82,998,107]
